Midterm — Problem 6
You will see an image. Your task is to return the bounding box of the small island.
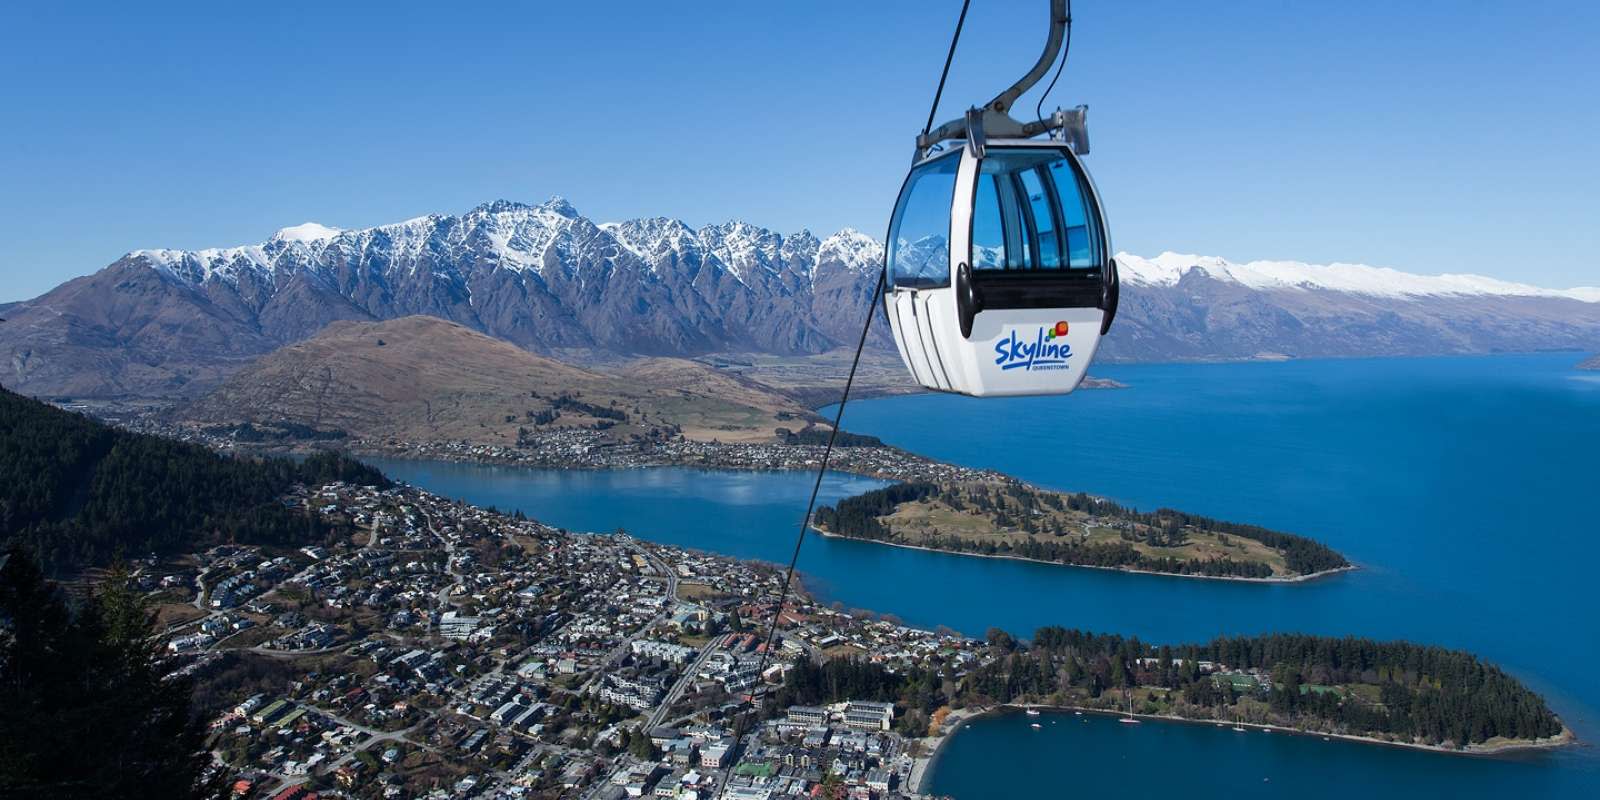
[1580,354,1599,370]
[813,481,1351,581]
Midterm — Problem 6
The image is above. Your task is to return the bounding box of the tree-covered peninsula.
[776,629,1568,752]
[813,481,1350,580]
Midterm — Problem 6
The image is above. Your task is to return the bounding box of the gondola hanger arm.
[916,0,1088,158]
[989,0,1069,117]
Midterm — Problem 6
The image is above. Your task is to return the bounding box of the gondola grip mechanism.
[964,108,986,159]
[1050,105,1091,155]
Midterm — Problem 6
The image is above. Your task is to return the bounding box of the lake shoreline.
[912,703,1578,792]
[360,451,1350,588]
[811,525,1358,584]
[345,441,1007,485]
[907,706,986,795]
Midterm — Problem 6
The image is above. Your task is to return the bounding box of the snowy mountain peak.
[271,222,343,243]
[535,196,579,217]
[818,229,885,273]
[472,199,534,215]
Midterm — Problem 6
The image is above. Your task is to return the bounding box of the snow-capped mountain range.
[2,196,1598,398]
[1115,252,1600,303]
[133,197,884,288]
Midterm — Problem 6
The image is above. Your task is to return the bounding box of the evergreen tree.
[818,770,846,800]
[626,729,657,761]
[0,548,217,797]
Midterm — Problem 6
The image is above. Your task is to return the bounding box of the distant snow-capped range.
[1115,252,1600,303]
[3,196,1599,400]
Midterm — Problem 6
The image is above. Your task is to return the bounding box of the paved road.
[420,506,468,638]
[163,570,257,646]
[647,632,729,729]
[627,540,679,603]
[577,540,681,694]
[159,570,225,636]
[313,705,437,774]
[361,515,381,551]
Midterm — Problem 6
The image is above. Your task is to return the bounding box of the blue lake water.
[371,352,1600,796]
[932,709,1574,798]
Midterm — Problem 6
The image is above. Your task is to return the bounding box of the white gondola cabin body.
[884,138,1118,397]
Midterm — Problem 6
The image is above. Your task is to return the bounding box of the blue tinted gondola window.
[972,175,1008,269]
[972,149,1100,273]
[888,154,958,289]
[1018,169,1060,268]
[1050,158,1097,268]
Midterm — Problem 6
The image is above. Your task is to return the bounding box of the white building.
[842,700,894,732]
[632,639,697,665]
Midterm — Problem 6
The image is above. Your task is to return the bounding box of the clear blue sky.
[2,0,1596,302]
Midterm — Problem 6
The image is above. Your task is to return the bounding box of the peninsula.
[813,481,1352,581]
[897,627,1575,794]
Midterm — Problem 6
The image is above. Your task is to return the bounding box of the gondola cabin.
[884,137,1118,397]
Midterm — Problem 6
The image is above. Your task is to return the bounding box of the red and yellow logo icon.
[1045,321,1069,341]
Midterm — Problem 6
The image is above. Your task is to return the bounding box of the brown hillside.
[179,316,819,445]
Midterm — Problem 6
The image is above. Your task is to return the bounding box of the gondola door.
[945,143,1112,396]
[885,150,966,393]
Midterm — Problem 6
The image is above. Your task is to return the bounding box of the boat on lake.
[1118,696,1140,724]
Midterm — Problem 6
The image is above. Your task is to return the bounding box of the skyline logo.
[994,322,1073,371]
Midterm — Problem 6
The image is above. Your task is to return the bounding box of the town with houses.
[107,413,1004,488]
[77,407,1317,800]
[367,430,1000,486]
[145,478,990,800]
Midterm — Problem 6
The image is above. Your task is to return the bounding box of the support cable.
[713,271,885,798]
[924,0,973,138]
[1034,0,1073,128]
[712,3,970,794]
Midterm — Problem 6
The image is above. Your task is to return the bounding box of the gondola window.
[887,154,959,289]
[972,149,1102,274]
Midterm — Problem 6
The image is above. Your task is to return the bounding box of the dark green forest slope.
[0,387,386,568]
